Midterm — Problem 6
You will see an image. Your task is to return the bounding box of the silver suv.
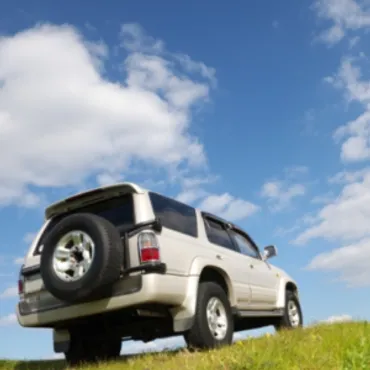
[16,182,303,366]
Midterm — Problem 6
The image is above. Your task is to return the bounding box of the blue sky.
[1,0,370,360]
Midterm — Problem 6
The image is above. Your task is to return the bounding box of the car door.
[202,217,252,309]
[228,229,279,309]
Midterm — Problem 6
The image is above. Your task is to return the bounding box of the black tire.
[184,282,234,350]
[274,290,303,331]
[65,332,122,367]
[40,213,123,302]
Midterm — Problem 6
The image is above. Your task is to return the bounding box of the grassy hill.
[1,322,369,370]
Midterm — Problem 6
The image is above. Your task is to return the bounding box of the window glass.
[204,218,235,250]
[230,231,260,259]
[35,195,134,254]
[149,192,198,237]
[94,198,134,229]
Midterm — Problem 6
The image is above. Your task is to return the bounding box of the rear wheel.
[184,282,234,350]
[274,290,303,331]
[64,332,122,367]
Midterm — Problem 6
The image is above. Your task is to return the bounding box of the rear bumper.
[17,265,188,328]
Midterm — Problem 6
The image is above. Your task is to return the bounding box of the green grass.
[1,322,370,370]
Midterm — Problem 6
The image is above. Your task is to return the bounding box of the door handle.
[216,255,223,260]
[250,264,254,269]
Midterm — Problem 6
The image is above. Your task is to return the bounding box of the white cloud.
[322,314,353,323]
[311,192,335,204]
[330,57,370,103]
[121,336,185,355]
[349,35,360,48]
[295,56,370,246]
[297,42,370,286]
[96,173,124,187]
[175,173,259,222]
[274,225,300,237]
[323,57,370,163]
[260,166,308,212]
[0,286,18,298]
[180,175,218,189]
[13,257,24,265]
[307,237,370,287]
[233,332,245,341]
[335,112,370,162]
[51,353,64,360]
[120,24,216,86]
[261,181,306,212]
[174,174,218,204]
[198,193,260,221]
[121,23,165,54]
[313,0,370,45]
[23,232,37,244]
[0,23,216,207]
[294,168,370,244]
[297,168,370,285]
[328,168,370,184]
[284,165,309,178]
[0,313,17,326]
[176,188,208,204]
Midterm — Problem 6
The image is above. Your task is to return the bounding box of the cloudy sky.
[0,0,369,360]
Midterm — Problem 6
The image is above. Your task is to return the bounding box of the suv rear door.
[20,191,137,305]
[228,229,279,309]
[202,216,252,309]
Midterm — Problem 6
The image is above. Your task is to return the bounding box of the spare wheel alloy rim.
[52,230,95,282]
[206,297,228,340]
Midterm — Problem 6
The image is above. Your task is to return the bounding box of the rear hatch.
[19,183,142,314]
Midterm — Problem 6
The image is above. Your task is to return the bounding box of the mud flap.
[53,329,70,353]
[170,275,199,332]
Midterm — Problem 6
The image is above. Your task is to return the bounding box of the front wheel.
[274,290,303,331]
[184,282,234,350]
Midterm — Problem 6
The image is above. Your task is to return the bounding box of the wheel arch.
[171,260,236,333]
[198,265,236,307]
[276,278,299,308]
[286,281,298,295]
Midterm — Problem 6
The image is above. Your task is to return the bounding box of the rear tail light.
[18,266,24,296]
[138,231,160,264]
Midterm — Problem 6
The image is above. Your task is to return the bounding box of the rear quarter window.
[203,218,236,251]
[149,192,198,237]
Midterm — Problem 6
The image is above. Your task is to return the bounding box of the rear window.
[149,192,198,237]
[86,195,134,228]
[204,218,236,251]
[34,194,134,255]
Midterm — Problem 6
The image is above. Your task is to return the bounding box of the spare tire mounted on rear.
[40,213,123,302]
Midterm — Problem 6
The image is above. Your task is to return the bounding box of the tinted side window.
[149,192,198,237]
[204,218,235,250]
[230,230,260,259]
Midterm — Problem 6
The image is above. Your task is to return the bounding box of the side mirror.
[263,245,277,260]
